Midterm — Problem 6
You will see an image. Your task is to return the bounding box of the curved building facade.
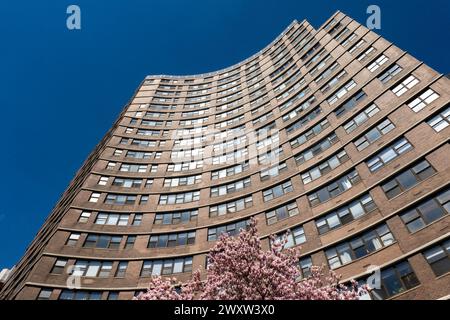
[2,11,450,300]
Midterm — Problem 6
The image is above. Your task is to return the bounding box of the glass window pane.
[396,171,418,190]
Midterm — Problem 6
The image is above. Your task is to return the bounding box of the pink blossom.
[135,218,365,300]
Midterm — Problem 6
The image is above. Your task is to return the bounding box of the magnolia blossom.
[135,218,365,300]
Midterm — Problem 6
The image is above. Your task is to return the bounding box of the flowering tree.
[135,218,364,300]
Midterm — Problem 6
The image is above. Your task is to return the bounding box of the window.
[119,138,129,145]
[115,262,128,278]
[212,148,248,165]
[132,214,143,226]
[66,233,80,246]
[72,260,113,278]
[343,104,380,133]
[315,194,377,234]
[366,137,413,172]
[315,62,340,84]
[327,80,357,105]
[334,90,367,118]
[320,70,347,93]
[308,170,361,206]
[215,106,244,120]
[260,162,287,181]
[278,87,312,112]
[95,213,130,226]
[285,106,321,134]
[342,33,358,47]
[257,133,279,151]
[141,119,164,126]
[210,196,253,217]
[171,148,204,160]
[174,127,207,137]
[144,111,168,118]
[298,257,313,280]
[301,150,350,184]
[423,239,450,277]
[141,257,192,276]
[367,54,389,72]
[365,261,420,299]
[164,175,201,187]
[59,290,102,300]
[323,18,337,30]
[400,188,450,233]
[263,180,294,202]
[105,194,137,205]
[252,111,274,125]
[89,193,100,203]
[214,115,244,129]
[125,236,136,249]
[305,49,333,77]
[182,109,207,117]
[107,162,117,170]
[427,104,450,132]
[51,259,67,274]
[208,219,250,241]
[326,224,395,269]
[265,202,299,225]
[126,151,152,159]
[290,119,330,149]
[107,292,119,300]
[273,70,302,95]
[37,289,52,300]
[154,210,198,225]
[258,148,283,165]
[83,234,121,249]
[301,42,321,61]
[408,89,440,113]
[282,96,317,123]
[211,178,251,197]
[174,136,206,148]
[120,164,147,173]
[148,231,196,248]
[357,46,376,62]
[309,54,332,77]
[112,178,143,188]
[354,119,395,151]
[78,211,91,223]
[381,160,436,199]
[211,162,249,180]
[113,149,123,157]
[256,122,277,136]
[98,176,109,186]
[378,64,403,84]
[348,39,366,54]
[295,133,339,164]
[159,191,200,204]
[392,75,419,96]
[272,226,306,248]
[167,161,203,172]
[130,139,162,147]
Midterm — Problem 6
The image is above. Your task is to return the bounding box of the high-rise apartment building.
[1,11,450,300]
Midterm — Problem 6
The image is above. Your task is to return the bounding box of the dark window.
[423,239,450,276]
[400,188,450,233]
[334,90,367,118]
[50,259,67,275]
[382,160,436,199]
[369,261,420,299]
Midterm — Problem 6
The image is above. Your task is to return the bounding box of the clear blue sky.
[0,0,449,268]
